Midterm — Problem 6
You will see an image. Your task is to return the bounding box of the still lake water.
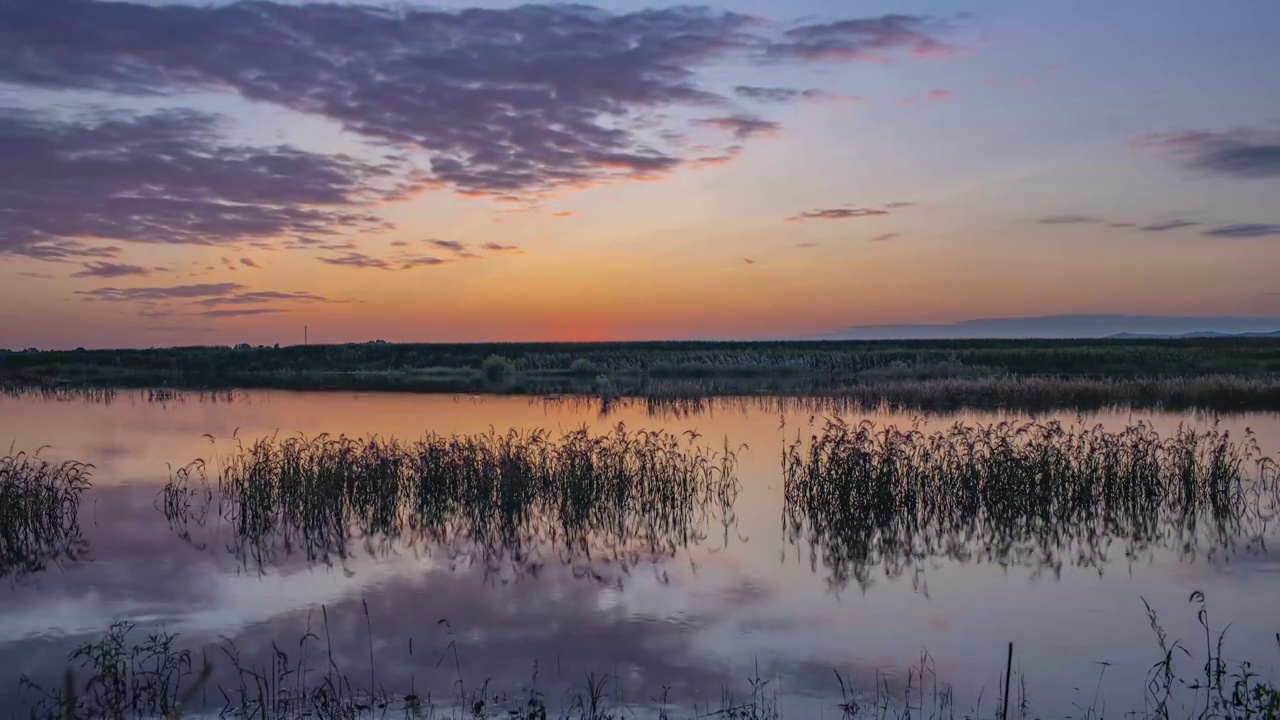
[2,391,1278,716]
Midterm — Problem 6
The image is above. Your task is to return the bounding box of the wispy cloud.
[1135,128,1280,178]
[78,283,246,303]
[693,115,782,140]
[71,262,159,279]
[767,15,954,62]
[884,201,916,209]
[75,283,344,318]
[787,207,890,222]
[143,325,215,333]
[428,240,467,253]
[733,86,864,104]
[1139,220,1199,232]
[239,257,260,269]
[194,308,289,319]
[925,89,953,101]
[1202,224,1280,238]
[1043,214,1112,225]
[743,258,756,265]
[1037,214,1104,225]
[319,252,449,270]
[195,291,332,307]
[481,242,526,254]
[796,242,820,248]
[871,233,900,242]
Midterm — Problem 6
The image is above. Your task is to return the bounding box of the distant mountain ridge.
[814,315,1280,340]
[1107,330,1280,339]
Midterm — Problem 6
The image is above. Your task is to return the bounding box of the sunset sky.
[2,0,1279,348]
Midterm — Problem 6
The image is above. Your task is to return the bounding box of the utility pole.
[304,325,308,346]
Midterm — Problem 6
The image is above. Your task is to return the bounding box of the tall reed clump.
[783,419,1280,591]
[175,424,740,577]
[0,449,92,580]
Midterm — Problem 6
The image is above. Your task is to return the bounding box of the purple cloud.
[1037,214,1104,225]
[1139,220,1199,232]
[195,308,289,319]
[195,291,332,307]
[0,1,951,205]
[1201,224,1280,238]
[768,15,953,62]
[732,86,860,104]
[1136,128,1280,178]
[694,115,782,140]
[428,240,468,253]
[870,233,900,242]
[0,108,398,259]
[77,283,245,303]
[787,207,890,222]
[240,257,260,269]
[319,252,449,270]
[481,242,526,254]
[71,262,156,278]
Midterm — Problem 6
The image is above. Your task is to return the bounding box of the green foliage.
[482,354,514,383]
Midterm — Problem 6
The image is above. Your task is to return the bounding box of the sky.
[1,0,1279,348]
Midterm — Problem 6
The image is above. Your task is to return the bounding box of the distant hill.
[814,315,1280,340]
[1107,330,1280,339]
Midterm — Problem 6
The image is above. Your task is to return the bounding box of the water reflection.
[0,451,91,581]
[783,419,1280,592]
[3,392,1279,718]
[164,425,740,582]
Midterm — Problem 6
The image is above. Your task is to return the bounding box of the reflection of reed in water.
[164,424,740,579]
[783,419,1280,592]
[1,450,92,580]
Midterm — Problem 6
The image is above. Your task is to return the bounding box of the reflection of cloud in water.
[5,395,1280,717]
[2,557,812,714]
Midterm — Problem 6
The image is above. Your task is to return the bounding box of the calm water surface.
[2,391,1278,716]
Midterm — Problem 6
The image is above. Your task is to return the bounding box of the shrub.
[569,358,597,376]
[482,354,514,382]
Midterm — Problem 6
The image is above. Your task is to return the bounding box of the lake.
[2,391,1278,718]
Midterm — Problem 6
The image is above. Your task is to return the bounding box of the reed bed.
[166,424,740,577]
[0,449,92,580]
[783,420,1280,591]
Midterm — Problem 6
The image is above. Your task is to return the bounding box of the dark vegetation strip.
[5,339,1280,410]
